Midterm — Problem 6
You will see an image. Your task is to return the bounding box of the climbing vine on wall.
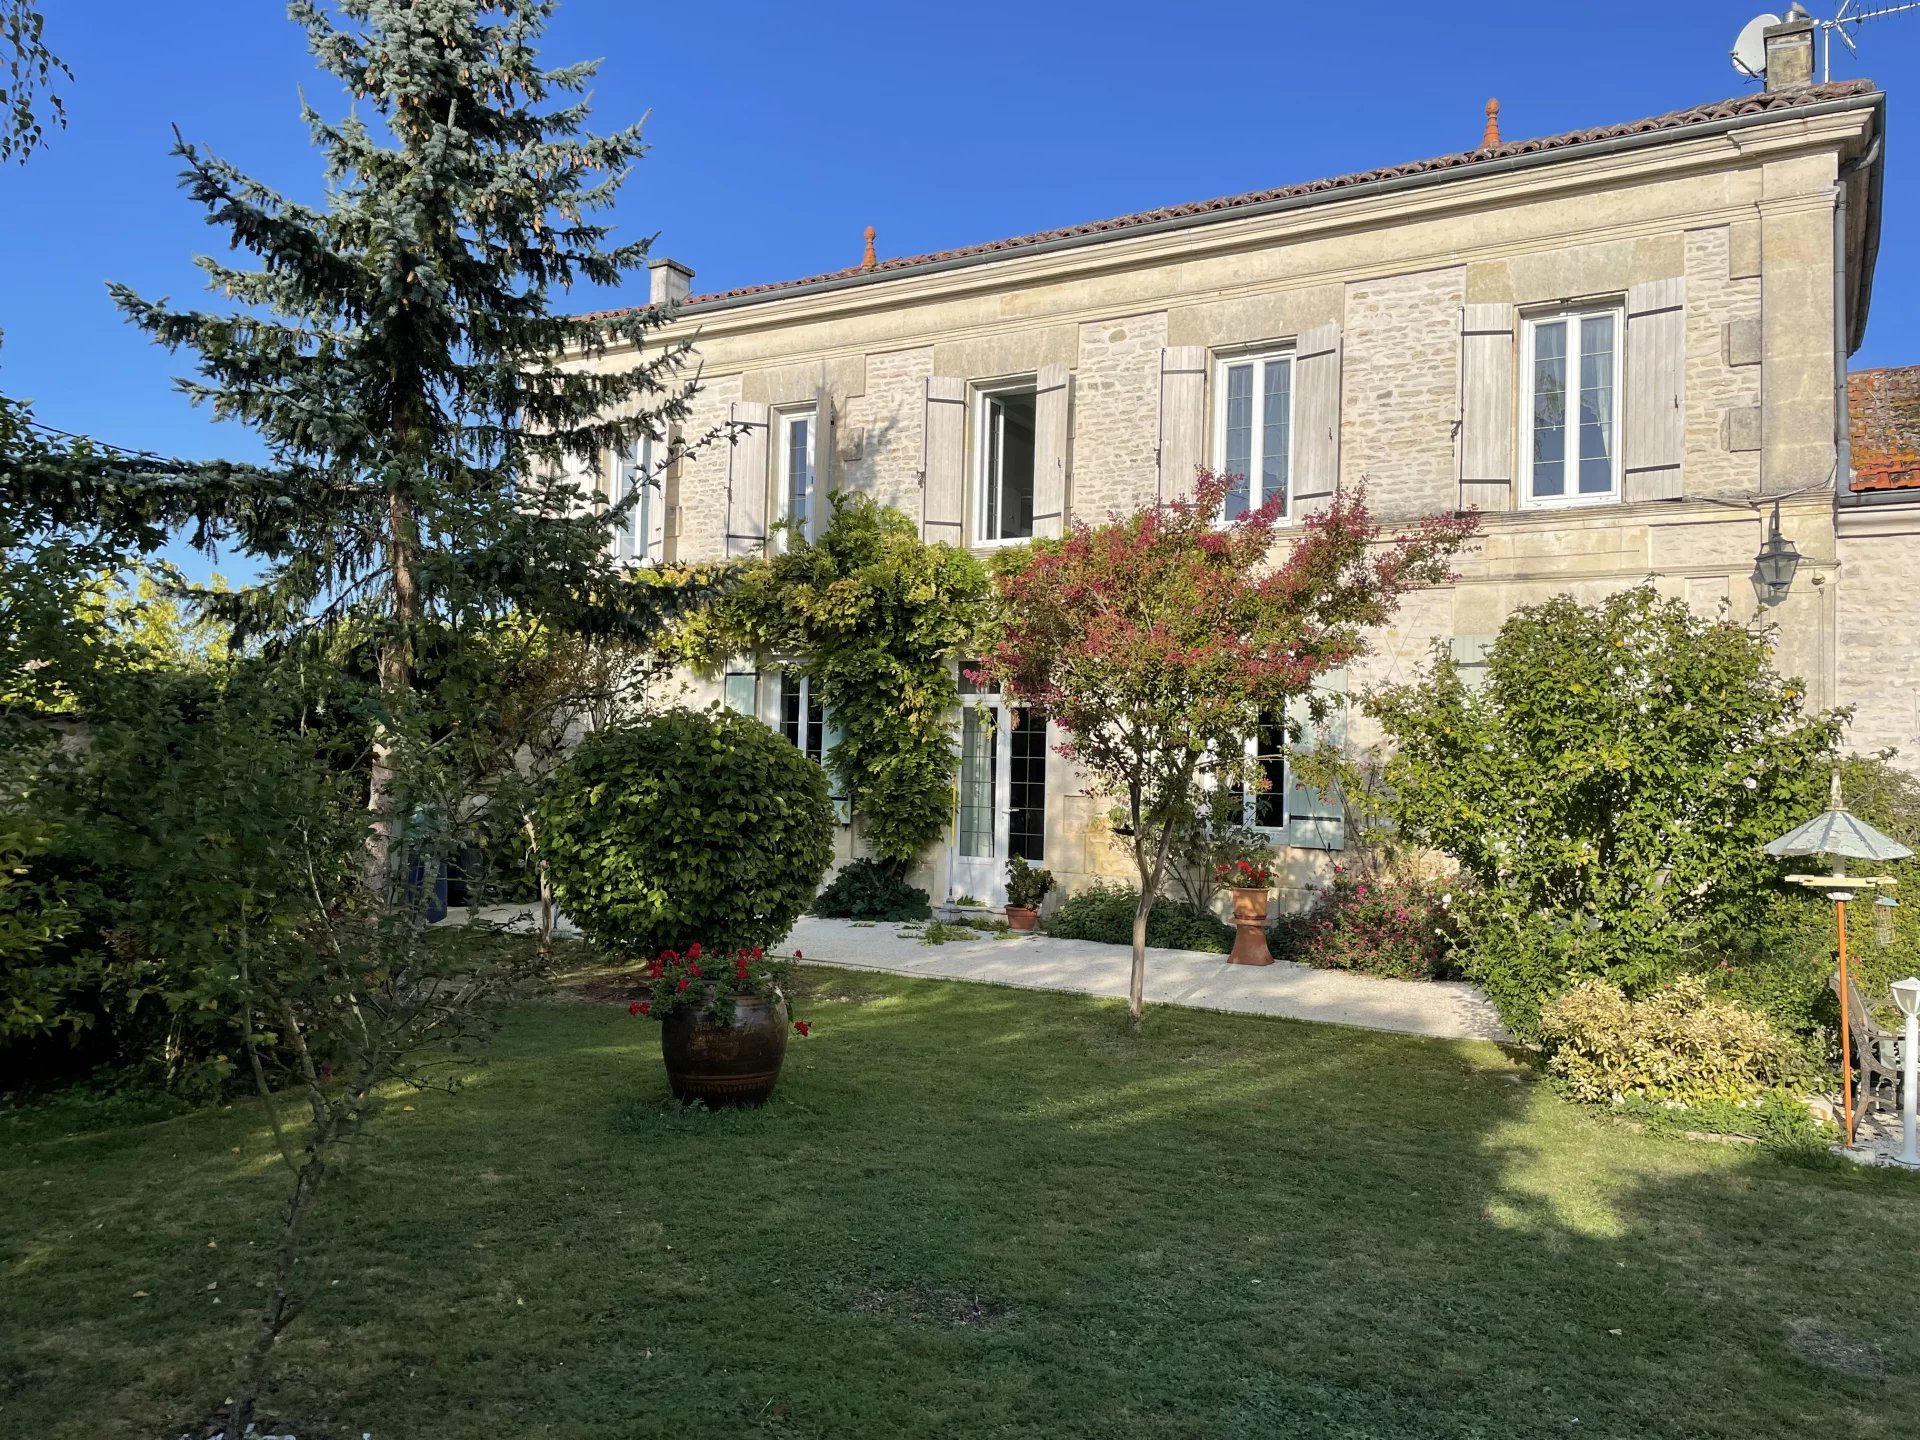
[679,494,993,871]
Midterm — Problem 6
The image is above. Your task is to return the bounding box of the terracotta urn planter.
[1005,905,1039,932]
[1228,885,1274,966]
[660,992,790,1106]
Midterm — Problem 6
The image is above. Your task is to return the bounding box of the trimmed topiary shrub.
[810,858,931,921]
[539,707,833,958]
[1041,881,1234,954]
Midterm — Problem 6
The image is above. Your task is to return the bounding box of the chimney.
[1763,6,1816,90]
[648,257,695,309]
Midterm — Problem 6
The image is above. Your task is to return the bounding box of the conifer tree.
[110,0,710,890]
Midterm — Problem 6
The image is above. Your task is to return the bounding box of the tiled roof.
[589,80,1878,319]
[1849,367,1920,493]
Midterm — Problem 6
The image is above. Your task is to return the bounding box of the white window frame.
[1519,305,1624,510]
[1210,348,1295,525]
[773,408,816,551]
[1239,716,1289,839]
[779,671,826,766]
[612,436,653,565]
[972,378,1039,548]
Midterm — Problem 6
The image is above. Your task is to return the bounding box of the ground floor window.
[780,672,825,765]
[1228,711,1288,834]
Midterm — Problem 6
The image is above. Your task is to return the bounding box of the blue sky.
[2,2,1914,582]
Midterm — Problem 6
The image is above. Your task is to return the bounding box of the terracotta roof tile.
[586,81,1877,319]
[1849,366,1920,493]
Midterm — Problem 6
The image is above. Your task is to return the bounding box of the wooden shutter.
[1292,323,1342,517]
[1458,304,1514,512]
[755,667,783,731]
[1286,669,1347,852]
[644,434,667,562]
[921,376,968,544]
[822,710,849,824]
[1156,346,1208,501]
[722,668,758,715]
[807,385,837,542]
[1624,278,1686,503]
[610,445,636,563]
[724,400,770,558]
[1032,363,1071,538]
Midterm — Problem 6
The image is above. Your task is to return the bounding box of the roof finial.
[1481,98,1501,149]
[862,225,877,271]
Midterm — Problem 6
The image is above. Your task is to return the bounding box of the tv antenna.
[1819,1,1920,81]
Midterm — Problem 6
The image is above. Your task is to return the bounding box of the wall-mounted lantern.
[1751,502,1802,606]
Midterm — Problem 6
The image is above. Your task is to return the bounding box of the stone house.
[571,17,1893,911]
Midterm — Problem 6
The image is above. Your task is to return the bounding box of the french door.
[951,692,1047,906]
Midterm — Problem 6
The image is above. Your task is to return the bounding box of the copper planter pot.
[1228,886,1274,966]
[660,992,789,1107]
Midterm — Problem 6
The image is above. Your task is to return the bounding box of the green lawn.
[3,966,1917,1439]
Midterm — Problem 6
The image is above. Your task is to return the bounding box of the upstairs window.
[1523,308,1620,506]
[775,409,816,549]
[976,385,1037,544]
[1213,351,1291,521]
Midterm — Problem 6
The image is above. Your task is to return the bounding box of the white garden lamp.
[1766,771,1913,1147]
[1892,977,1920,1169]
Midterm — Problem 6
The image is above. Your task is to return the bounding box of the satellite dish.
[1731,13,1782,79]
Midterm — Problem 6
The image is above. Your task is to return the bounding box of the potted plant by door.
[1004,855,1055,932]
[1218,858,1276,966]
[625,942,812,1107]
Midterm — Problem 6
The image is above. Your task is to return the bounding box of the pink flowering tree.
[979,471,1477,1030]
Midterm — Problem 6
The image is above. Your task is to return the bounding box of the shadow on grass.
[2,964,1916,1439]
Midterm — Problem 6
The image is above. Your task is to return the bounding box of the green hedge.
[1041,881,1234,954]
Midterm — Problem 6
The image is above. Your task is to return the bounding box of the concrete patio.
[457,906,1512,1044]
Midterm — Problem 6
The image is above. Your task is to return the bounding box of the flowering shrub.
[1287,865,1457,980]
[624,941,812,1033]
[1215,857,1274,890]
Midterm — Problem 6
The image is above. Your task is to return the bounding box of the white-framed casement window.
[611,437,652,564]
[779,672,825,765]
[1521,306,1622,506]
[774,409,816,549]
[974,382,1038,545]
[1230,711,1290,836]
[1212,350,1293,522]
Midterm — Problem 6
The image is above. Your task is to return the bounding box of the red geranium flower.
[628,1001,642,1015]
[751,946,764,960]
[639,1000,651,1015]
[687,943,702,961]
[793,1020,811,1037]
[690,964,702,978]
[676,977,689,992]
[793,948,803,960]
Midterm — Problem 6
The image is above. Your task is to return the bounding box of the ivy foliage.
[1366,586,1844,1041]
[683,494,992,870]
[539,707,834,959]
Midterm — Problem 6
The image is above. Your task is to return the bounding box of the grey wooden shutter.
[725,400,771,558]
[1287,668,1346,852]
[921,376,968,544]
[1624,278,1686,503]
[1292,323,1342,517]
[1032,363,1071,538]
[644,435,667,562]
[612,445,637,563]
[1156,345,1208,501]
[1458,304,1515,512]
[807,385,836,542]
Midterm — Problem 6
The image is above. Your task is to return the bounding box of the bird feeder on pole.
[1766,771,1913,1148]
